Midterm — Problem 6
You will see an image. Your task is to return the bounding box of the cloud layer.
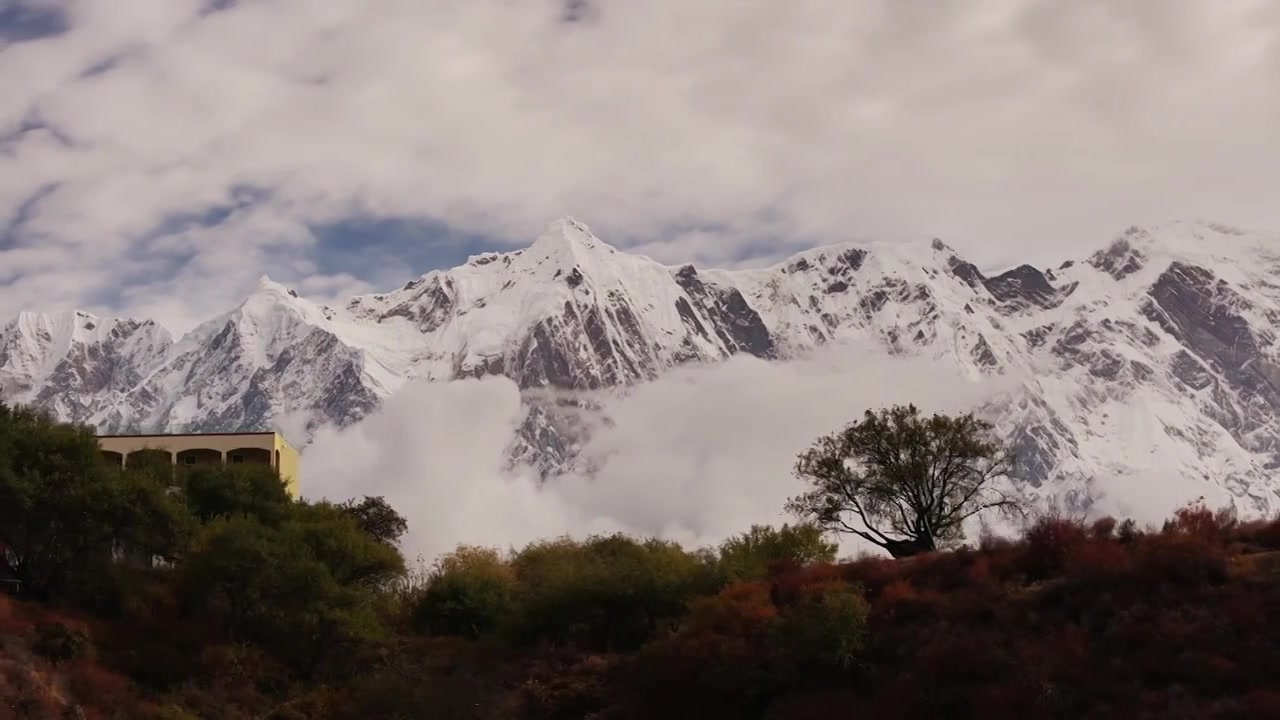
[301,346,1031,562]
[3,0,1279,331]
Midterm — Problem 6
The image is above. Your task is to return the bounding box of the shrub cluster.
[4,402,1280,720]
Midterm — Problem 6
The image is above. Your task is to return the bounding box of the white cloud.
[3,0,1279,329]
[301,344,1027,562]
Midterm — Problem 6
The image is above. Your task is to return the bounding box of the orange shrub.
[684,581,778,639]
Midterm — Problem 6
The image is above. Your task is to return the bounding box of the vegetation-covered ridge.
[2,401,1279,719]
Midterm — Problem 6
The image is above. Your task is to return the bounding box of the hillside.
[3,507,1279,719]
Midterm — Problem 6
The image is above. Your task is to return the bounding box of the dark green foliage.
[716,522,838,582]
[5,401,1280,720]
[508,534,715,651]
[339,495,409,547]
[178,503,404,678]
[771,581,869,673]
[0,403,188,605]
[32,621,92,664]
[412,545,515,638]
[789,404,1023,558]
[183,463,293,526]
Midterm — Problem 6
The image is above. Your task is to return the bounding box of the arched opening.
[100,450,124,469]
[227,447,273,467]
[126,448,173,472]
[176,448,223,468]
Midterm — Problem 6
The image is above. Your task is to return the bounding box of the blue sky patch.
[0,2,70,44]
[309,216,510,290]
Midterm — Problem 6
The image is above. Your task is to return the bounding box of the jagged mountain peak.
[7,218,1280,519]
[1084,222,1278,281]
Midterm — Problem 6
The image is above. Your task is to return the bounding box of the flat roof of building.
[96,431,278,439]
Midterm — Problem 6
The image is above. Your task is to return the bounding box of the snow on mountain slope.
[0,311,172,426]
[3,218,1279,515]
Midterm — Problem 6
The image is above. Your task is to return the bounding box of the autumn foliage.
[4,403,1280,719]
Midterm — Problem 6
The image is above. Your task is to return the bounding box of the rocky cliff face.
[3,219,1278,515]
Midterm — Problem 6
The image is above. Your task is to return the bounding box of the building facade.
[96,431,300,497]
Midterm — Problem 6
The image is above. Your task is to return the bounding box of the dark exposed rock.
[381,277,455,332]
[970,335,999,368]
[1089,230,1146,280]
[674,267,775,359]
[1009,415,1078,488]
[829,248,867,276]
[983,264,1067,311]
[947,256,986,289]
[1022,324,1055,350]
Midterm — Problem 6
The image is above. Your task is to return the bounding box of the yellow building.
[97,431,300,498]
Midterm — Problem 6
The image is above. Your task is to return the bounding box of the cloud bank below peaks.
[301,343,1024,563]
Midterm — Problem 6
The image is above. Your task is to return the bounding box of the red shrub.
[1166,499,1236,541]
[684,582,778,639]
[1234,517,1280,551]
[1022,516,1089,580]
[1134,532,1228,586]
[906,548,982,593]
[1237,690,1280,717]
[1090,516,1119,540]
[64,659,138,715]
[841,557,900,597]
[770,563,850,608]
[1063,540,1134,584]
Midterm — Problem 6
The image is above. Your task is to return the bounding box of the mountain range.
[2,218,1279,516]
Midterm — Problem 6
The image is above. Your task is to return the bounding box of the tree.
[717,523,838,582]
[179,502,405,679]
[509,534,717,651]
[0,403,189,603]
[339,495,408,547]
[787,404,1022,559]
[411,545,515,638]
[184,464,293,526]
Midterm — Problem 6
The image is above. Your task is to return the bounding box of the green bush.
[717,523,838,582]
[772,581,868,673]
[412,545,515,638]
[32,621,92,664]
[508,534,716,651]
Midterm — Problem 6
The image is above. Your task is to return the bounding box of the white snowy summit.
[3,218,1279,514]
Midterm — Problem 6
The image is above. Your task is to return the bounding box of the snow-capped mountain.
[3,218,1278,515]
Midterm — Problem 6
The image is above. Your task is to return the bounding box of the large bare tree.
[787,404,1022,559]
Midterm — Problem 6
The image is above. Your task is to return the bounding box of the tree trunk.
[881,536,935,559]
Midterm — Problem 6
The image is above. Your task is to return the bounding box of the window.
[231,454,244,464]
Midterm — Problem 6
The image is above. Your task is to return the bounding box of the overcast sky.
[2,0,1279,333]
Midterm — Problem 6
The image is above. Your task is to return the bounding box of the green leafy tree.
[717,523,838,582]
[412,545,515,638]
[179,502,405,679]
[183,464,293,526]
[509,534,716,651]
[0,403,189,603]
[771,582,868,673]
[788,404,1022,559]
[339,495,408,547]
